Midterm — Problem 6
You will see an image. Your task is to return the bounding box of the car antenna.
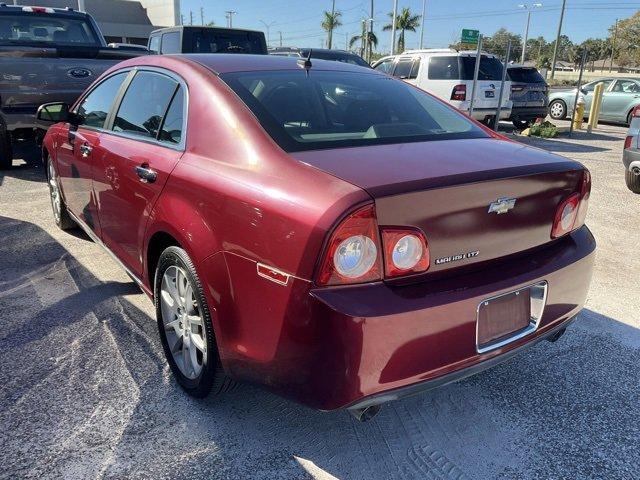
[297,49,312,73]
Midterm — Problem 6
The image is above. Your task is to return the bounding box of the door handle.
[135,165,157,183]
[79,143,92,157]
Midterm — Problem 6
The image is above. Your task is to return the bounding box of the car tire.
[46,155,76,230]
[0,121,13,170]
[512,119,531,130]
[549,100,567,120]
[625,169,640,194]
[155,246,234,398]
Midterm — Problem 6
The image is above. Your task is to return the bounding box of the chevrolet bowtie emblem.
[488,197,517,214]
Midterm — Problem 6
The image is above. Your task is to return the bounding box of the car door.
[92,69,185,277]
[580,79,613,114]
[602,79,640,122]
[55,71,130,236]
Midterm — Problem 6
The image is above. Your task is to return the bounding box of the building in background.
[10,0,180,45]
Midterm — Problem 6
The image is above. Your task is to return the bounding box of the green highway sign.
[461,29,479,45]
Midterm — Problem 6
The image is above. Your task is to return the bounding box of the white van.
[373,49,512,125]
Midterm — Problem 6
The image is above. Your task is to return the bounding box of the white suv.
[373,49,512,124]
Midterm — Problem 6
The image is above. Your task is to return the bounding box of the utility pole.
[550,0,566,79]
[368,0,374,61]
[390,0,398,55]
[189,10,193,25]
[346,31,349,51]
[225,11,237,28]
[200,7,204,26]
[278,31,283,47]
[419,0,426,49]
[328,0,336,49]
[180,13,184,26]
[609,18,618,73]
[519,3,542,64]
[259,20,276,46]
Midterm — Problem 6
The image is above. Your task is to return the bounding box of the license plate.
[477,289,531,347]
[485,91,495,98]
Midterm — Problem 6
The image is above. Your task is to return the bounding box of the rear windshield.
[300,50,370,67]
[428,55,504,81]
[0,13,99,46]
[508,67,545,83]
[221,70,487,152]
[186,29,266,54]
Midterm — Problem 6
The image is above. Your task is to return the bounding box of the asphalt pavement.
[1,127,639,480]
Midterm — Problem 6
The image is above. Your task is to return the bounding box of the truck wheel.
[46,156,76,230]
[626,169,640,194]
[155,246,235,398]
[0,122,12,170]
[549,100,567,120]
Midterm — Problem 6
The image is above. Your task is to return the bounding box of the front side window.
[221,70,487,152]
[583,79,612,92]
[373,58,394,74]
[0,13,100,46]
[113,71,178,139]
[392,58,415,79]
[76,72,128,129]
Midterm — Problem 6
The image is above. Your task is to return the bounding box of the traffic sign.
[461,29,479,45]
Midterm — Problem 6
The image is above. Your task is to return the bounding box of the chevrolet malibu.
[38,54,595,421]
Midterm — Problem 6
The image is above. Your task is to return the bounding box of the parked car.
[372,49,512,125]
[0,4,145,169]
[107,42,149,52]
[622,105,640,193]
[269,47,370,67]
[148,26,267,55]
[507,65,549,129]
[38,54,595,421]
[548,77,640,125]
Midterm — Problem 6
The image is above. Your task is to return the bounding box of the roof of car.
[180,53,379,75]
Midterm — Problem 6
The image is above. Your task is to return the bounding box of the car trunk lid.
[292,137,584,275]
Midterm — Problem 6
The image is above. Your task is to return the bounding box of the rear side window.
[113,71,178,139]
[76,72,128,129]
[460,56,503,81]
[159,86,185,144]
[508,67,545,83]
[161,31,180,53]
[393,58,418,79]
[148,35,160,53]
[428,56,460,79]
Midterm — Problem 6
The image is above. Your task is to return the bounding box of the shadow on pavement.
[0,214,638,480]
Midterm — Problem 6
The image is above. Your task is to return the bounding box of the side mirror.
[36,102,75,124]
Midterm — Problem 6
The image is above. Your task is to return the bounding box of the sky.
[179,0,640,52]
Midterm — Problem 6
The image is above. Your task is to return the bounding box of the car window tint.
[392,58,414,79]
[149,35,160,53]
[221,70,487,152]
[161,31,180,53]
[583,80,612,92]
[113,71,177,139]
[76,72,128,129]
[159,86,184,144]
[428,56,459,80]
[374,58,394,73]
[409,58,421,78]
[507,67,545,83]
[460,56,503,81]
[612,80,640,93]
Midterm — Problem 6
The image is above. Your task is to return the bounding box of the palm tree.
[383,7,421,54]
[349,25,378,57]
[322,10,342,49]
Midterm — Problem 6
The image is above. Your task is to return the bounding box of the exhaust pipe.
[348,404,381,422]
[546,327,566,343]
[629,160,640,176]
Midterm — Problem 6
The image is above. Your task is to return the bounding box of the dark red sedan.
[39,54,595,421]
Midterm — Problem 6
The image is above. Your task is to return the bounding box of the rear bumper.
[462,106,512,121]
[216,226,595,411]
[623,147,640,170]
[510,105,549,121]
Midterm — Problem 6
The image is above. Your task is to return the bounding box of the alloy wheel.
[160,265,207,379]
[47,160,61,224]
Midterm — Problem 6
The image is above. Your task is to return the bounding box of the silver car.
[623,106,640,193]
[548,77,640,126]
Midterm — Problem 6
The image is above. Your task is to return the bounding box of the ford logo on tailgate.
[67,68,92,79]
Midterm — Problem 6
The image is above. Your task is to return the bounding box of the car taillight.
[451,84,466,101]
[551,193,580,239]
[511,85,524,92]
[575,169,591,227]
[381,229,430,277]
[624,135,634,150]
[316,204,382,286]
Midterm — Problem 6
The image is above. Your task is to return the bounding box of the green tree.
[608,12,640,67]
[322,10,342,49]
[576,38,611,70]
[482,28,522,62]
[545,34,574,63]
[526,36,547,62]
[349,22,378,57]
[383,7,421,54]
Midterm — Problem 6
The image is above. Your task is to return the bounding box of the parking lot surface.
[1,125,639,480]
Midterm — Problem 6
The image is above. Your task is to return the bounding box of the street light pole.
[609,18,618,73]
[419,0,427,49]
[550,0,566,79]
[225,11,237,28]
[519,3,542,64]
[390,0,398,55]
[259,20,276,46]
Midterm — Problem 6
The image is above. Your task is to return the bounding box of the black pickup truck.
[147,26,267,55]
[0,4,145,169]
